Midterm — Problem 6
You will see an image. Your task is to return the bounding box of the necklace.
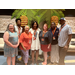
[42,31,47,37]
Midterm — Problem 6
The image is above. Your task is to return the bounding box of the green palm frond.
[11,9,37,26]
[35,9,65,27]
[11,9,65,28]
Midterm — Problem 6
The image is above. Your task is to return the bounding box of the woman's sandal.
[42,62,47,65]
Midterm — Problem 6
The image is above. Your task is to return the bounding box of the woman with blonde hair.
[19,26,32,65]
[39,23,52,65]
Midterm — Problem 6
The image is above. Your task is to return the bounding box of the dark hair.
[43,20,47,24]
[15,18,21,23]
[31,21,38,29]
[5,23,16,32]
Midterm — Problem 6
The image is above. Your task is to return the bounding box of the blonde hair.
[24,25,30,30]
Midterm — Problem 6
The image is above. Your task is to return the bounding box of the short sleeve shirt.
[19,32,32,50]
[58,24,72,47]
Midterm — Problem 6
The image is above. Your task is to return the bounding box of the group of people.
[3,17,72,65]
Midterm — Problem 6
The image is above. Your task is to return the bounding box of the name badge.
[29,40,31,44]
[53,37,56,40]
[41,38,44,41]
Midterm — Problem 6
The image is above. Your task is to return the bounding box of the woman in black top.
[39,23,52,65]
[49,22,59,64]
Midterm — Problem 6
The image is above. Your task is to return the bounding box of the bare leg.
[44,52,47,63]
[7,57,11,65]
[28,49,31,60]
[25,63,27,65]
[12,56,16,65]
[36,50,39,64]
[32,50,34,64]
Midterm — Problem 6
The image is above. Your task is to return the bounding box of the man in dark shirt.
[49,22,59,64]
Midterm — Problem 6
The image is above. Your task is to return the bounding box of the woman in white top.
[29,21,41,65]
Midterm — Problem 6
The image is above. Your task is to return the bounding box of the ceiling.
[63,9,75,17]
[0,9,75,17]
[0,9,14,15]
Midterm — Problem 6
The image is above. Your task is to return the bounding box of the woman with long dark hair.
[29,21,41,65]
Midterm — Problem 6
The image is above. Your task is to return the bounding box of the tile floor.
[0,55,75,65]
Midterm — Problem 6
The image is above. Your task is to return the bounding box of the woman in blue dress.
[3,23,19,65]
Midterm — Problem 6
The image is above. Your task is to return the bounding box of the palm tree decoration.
[11,9,47,25]
[11,9,37,26]
[31,9,47,24]
[11,9,65,28]
[34,9,65,28]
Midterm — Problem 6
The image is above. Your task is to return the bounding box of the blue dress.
[4,31,18,57]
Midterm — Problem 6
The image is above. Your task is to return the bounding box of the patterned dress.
[4,31,18,57]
